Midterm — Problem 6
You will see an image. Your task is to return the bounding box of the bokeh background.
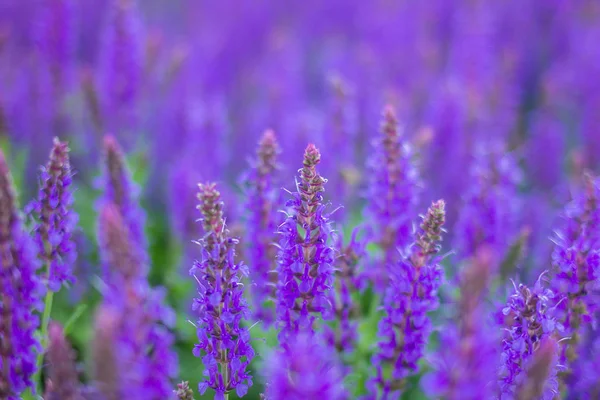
[1,0,599,398]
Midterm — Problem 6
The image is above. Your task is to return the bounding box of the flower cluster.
[454,145,522,261]
[29,137,78,291]
[276,144,335,342]
[551,173,600,371]
[243,129,282,324]
[264,333,346,400]
[98,136,178,399]
[497,273,561,398]
[191,183,254,399]
[0,150,43,398]
[369,200,446,397]
[366,105,420,290]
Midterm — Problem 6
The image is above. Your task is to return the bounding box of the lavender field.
[1,1,599,399]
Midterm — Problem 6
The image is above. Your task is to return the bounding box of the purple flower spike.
[0,151,43,398]
[514,337,560,400]
[454,145,522,261]
[191,183,254,398]
[276,144,336,342]
[44,322,82,400]
[497,273,561,398]
[98,0,142,136]
[423,247,499,400]
[30,137,78,291]
[366,105,420,291]
[264,333,347,400]
[368,200,446,397]
[243,129,282,325]
[100,134,147,266]
[551,173,600,376]
[97,203,178,400]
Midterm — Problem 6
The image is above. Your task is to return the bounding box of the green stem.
[34,289,54,394]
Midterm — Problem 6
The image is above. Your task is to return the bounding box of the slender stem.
[34,287,54,393]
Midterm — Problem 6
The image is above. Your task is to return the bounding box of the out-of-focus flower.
[570,331,600,398]
[97,0,143,138]
[551,173,600,378]
[366,105,420,291]
[454,145,522,262]
[242,129,282,325]
[29,138,78,291]
[264,332,347,400]
[0,150,43,398]
[423,247,499,400]
[97,203,177,400]
[368,200,446,397]
[325,228,365,358]
[276,144,335,343]
[514,337,560,400]
[191,183,254,399]
[497,273,561,399]
[99,134,147,266]
[44,322,83,400]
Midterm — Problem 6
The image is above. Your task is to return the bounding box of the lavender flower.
[366,105,420,290]
[44,322,82,400]
[454,145,522,262]
[368,200,446,397]
[34,0,76,96]
[191,183,254,399]
[97,203,177,400]
[514,337,560,400]
[99,134,147,265]
[0,151,43,398]
[497,273,561,399]
[326,229,365,357]
[423,247,499,400]
[276,144,335,342]
[551,173,600,372]
[30,137,78,291]
[264,333,346,400]
[97,0,142,137]
[174,381,195,400]
[243,129,281,324]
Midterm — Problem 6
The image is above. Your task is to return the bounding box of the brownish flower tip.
[93,306,120,400]
[47,322,81,400]
[197,182,225,236]
[460,246,495,315]
[516,337,558,400]
[48,138,70,175]
[0,150,17,237]
[381,104,399,137]
[99,203,140,280]
[103,135,126,206]
[257,129,280,175]
[303,144,321,168]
